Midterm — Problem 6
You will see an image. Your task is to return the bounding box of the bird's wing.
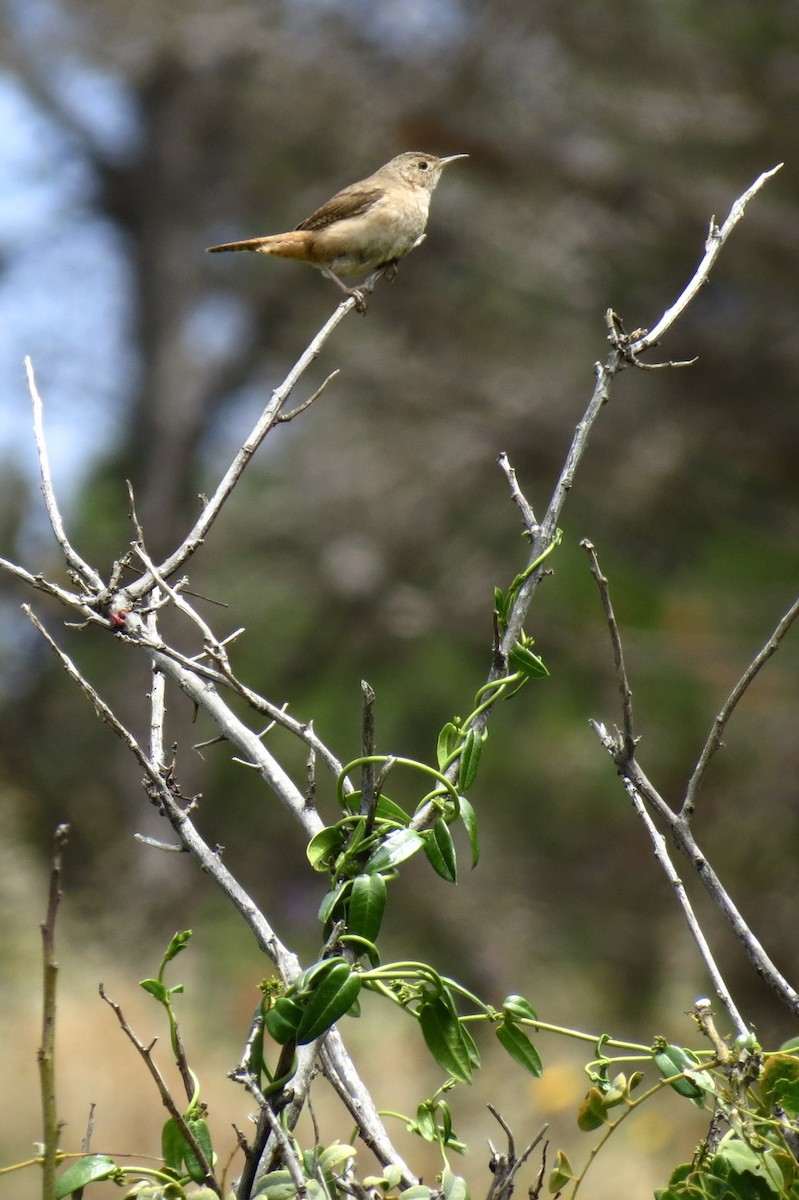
[296,183,385,232]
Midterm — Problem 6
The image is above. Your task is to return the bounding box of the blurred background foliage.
[2,0,799,1194]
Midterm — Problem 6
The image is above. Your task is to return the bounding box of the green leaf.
[365,828,425,873]
[494,586,509,625]
[460,1020,481,1070]
[382,1165,403,1190]
[306,824,348,871]
[348,872,387,942]
[418,997,476,1082]
[264,995,304,1044]
[162,929,193,964]
[139,977,169,1003]
[761,1053,799,1116]
[246,1003,265,1081]
[509,641,549,679]
[55,1155,117,1197]
[183,1116,214,1183]
[318,879,350,928]
[653,1045,709,1101]
[458,796,480,868]
[441,1168,471,1200]
[548,1149,574,1192]
[161,1116,185,1172]
[293,957,341,993]
[576,1087,608,1131]
[458,729,485,791]
[603,1073,629,1107]
[424,818,458,883]
[254,1169,302,1200]
[400,1189,434,1200]
[373,795,412,826]
[717,1139,776,1183]
[437,1099,454,1142]
[295,961,362,1044]
[317,1142,357,1173]
[342,792,411,827]
[496,1020,543,1077]
[414,1102,439,1141]
[502,994,537,1022]
[437,721,460,770]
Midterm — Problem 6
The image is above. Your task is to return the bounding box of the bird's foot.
[350,287,368,313]
[323,268,371,312]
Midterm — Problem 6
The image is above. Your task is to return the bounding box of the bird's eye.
[418,160,429,170]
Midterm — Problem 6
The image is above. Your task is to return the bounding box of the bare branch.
[147,610,168,770]
[26,358,104,594]
[490,165,782,675]
[591,737,747,1035]
[133,834,184,852]
[26,605,415,1181]
[147,645,324,839]
[319,1029,417,1186]
[278,370,340,423]
[123,302,357,601]
[497,452,538,536]
[116,605,352,799]
[627,164,783,357]
[360,680,376,823]
[605,740,799,1017]
[499,355,618,653]
[0,556,101,619]
[582,540,636,756]
[485,1106,548,1200]
[23,604,303,979]
[38,823,70,1200]
[99,985,220,1195]
[683,591,799,819]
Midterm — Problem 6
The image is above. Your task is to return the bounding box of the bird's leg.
[322,268,370,312]
[355,262,399,305]
[322,261,398,313]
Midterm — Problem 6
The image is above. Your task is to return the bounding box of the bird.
[207,151,468,309]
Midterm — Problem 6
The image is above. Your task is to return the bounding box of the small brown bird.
[207,151,467,307]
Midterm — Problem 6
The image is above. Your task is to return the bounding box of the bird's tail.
[206,231,311,259]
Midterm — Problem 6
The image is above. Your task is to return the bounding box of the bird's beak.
[440,154,469,167]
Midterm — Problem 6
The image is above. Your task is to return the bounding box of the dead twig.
[99,985,220,1195]
[683,591,799,819]
[582,540,636,757]
[38,823,70,1200]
